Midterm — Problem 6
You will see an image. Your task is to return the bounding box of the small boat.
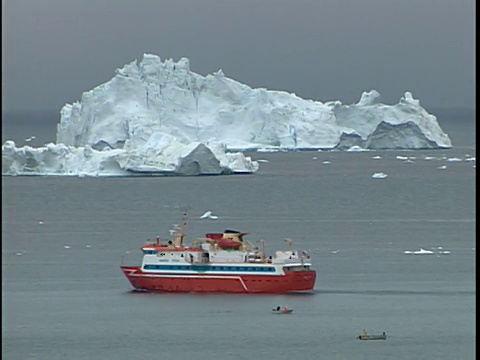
[357,332,387,340]
[272,308,293,314]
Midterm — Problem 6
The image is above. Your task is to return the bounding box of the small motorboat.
[272,307,293,314]
[357,331,386,340]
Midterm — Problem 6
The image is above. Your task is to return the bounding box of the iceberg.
[2,53,452,177]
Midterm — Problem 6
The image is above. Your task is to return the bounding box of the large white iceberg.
[2,53,451,177]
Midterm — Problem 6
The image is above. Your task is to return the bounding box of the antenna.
[257,239,266,260]
[284,238,293,250]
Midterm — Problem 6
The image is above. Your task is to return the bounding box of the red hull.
[121,266,316,294]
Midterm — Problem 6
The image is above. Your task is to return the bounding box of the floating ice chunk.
[64,245,71,249]
[25,136,36,142]
[437,165,447,170]
[312,157,317,160]
[396,156,408,160]
[372,172,388,179]
[447,157,462,162]
[38,221,44,225]
[372,156,382,159]
[465,157,475,162]
[322,161,331,164]
[405,248,434,255]
[200,211,218,219]
[256,159,269,163]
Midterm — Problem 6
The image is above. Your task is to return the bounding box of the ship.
[120,218,316,294]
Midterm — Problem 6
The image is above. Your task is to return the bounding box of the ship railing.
[273,257,311,265]
[191,258,210,265]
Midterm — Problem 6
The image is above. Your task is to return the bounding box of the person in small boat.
[362,329,368,337]
[276,306,281,311]
[283,306,288,311]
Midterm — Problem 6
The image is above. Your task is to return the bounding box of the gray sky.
[2,0,476,114]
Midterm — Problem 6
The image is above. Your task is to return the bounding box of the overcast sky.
[2,0,476,114]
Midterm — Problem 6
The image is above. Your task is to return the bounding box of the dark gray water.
[2,109,476,359]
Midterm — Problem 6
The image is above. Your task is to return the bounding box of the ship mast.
[173,209,188,248]
[257,239,266,261]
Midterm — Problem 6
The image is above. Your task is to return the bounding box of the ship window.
[143,250,157,254]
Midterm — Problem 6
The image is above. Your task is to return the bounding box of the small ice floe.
[404,248,434,255]
[322,161,331,164]
[15,252,23,256]
[437,165,447,170]
[64,245,71,249]
[424,155,448,161]
[372,172,388,179]
[465,157,475,162]
[396,156,408,160]
[256,159,269,163]
[38,220,44,225]
[403,159,414,164]
[86,245,92,248]
[438,250,451,255]
[372,156,382,160]
[447,157,462,162]
[330,250,339,254]
[347,146,368,152]
[200,211,218,220]
[25,136,36,142]
[312,156,317,160]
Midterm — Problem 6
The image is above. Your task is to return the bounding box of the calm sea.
[2,108,475,359]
